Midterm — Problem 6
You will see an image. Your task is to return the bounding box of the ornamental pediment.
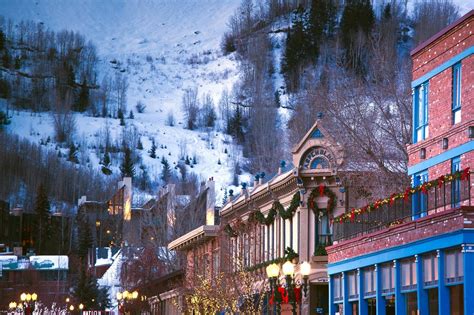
[292,121,344,174]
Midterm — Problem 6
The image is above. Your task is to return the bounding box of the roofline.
[219,168,296,216]
[411,10,474,56]
[168,225,219,251]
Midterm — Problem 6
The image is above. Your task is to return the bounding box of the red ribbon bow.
[438,175,445,188]
[319,184,325,197]
[461,167,470,181]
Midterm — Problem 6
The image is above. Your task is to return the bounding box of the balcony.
[333,168,471,243]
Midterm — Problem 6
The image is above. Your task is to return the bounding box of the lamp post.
[117,290,140,314]
[266,261,311,315]
[266,263,281,314]
[19,292,37,315]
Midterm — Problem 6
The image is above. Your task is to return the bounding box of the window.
[333,274,343,302]
[364,266,376,297]
[445,249,463,284]
[428,288,439,315]
[382,263,395,294]
[413,171,428,217]
[348,271,359,300]
[423,253,438,287]
[450,285,464,315]
[406,292,418,315]
[310,156,330,169]
[401,258,417,291]
[243,233,250,267]
[414,82,429,143]
[451,156,461,207]
[452,63,462,124]
[212,250,219,277]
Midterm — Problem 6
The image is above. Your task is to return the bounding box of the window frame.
[414,81,429,143]
[445,248,464,285]
[423,253,439,288]
[451,156,461,207]
[452,62,462,124]
[401,258,417,292]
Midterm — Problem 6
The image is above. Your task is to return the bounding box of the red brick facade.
[408,14,473,167]
[327,206,474,263]
[329,11,474,264]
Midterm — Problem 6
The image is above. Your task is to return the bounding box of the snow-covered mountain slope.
[0,0,246,204]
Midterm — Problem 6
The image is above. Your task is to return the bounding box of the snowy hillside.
[0,0,247,203]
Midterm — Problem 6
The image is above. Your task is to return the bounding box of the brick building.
[327,10,473,315]
[163,120,388,314]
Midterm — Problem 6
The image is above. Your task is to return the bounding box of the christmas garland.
[333,167,470,224]
[224,223,238,237]
[250,192,300,225]
[308,184,337,215]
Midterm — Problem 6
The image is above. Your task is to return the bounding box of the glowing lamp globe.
[266,263,280,278]
[79,304,84,310]
[132,291,139,299]
[123,290,130,299]
[116,292,123,300]
[301,261,311,277]
[20,293,27,301]
[282,261,295,276]
[26,293,32,301]
[32,293,38,301]
[69,305,74,311]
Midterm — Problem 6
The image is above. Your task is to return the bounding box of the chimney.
[122,177,132,221]
[205,179,216,225]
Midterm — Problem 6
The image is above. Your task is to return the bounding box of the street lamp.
[117,289,140,314]
[266,261,311,315]
[266,263,281,315]
[19,292,38,314]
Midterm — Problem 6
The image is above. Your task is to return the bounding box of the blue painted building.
[327,10,474,315]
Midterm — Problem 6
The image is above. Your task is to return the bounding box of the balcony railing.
[333,169,471,242]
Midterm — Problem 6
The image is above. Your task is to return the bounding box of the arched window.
[310,156,330,169]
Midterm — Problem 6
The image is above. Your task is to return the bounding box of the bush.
[135,101,146,113]
[221,32,236,55]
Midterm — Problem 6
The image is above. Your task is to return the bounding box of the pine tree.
[185,156,190,165]
[161,158,172,183]
[102,152,111,167]
[282,7,311,90]
[0,30,5,51]
[74,267,111,310]
[228,105,245,144]
[120,147,135,178]
[76,79,90,112]
[193,155,197,164]
[34,183,51,254]
[149,139,157,158]
[137,138,143,150]
[128,110,134,119]
[101,151,112,175]
[14,56,21,69]
[340,0,375,73]
[2,50,10,68]
[77,216,93,261]
[68,143,79,163]
[67,65,75,86]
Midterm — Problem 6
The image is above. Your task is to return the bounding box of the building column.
[394,260,406,315]
[375,264,386,315]
[358,268,368,315]
[329,276,335,315]
[416,254,428,314]
[299,206,310,262]
[437,249,450,314]
[463,244,474,314]
[343,272,351,315]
